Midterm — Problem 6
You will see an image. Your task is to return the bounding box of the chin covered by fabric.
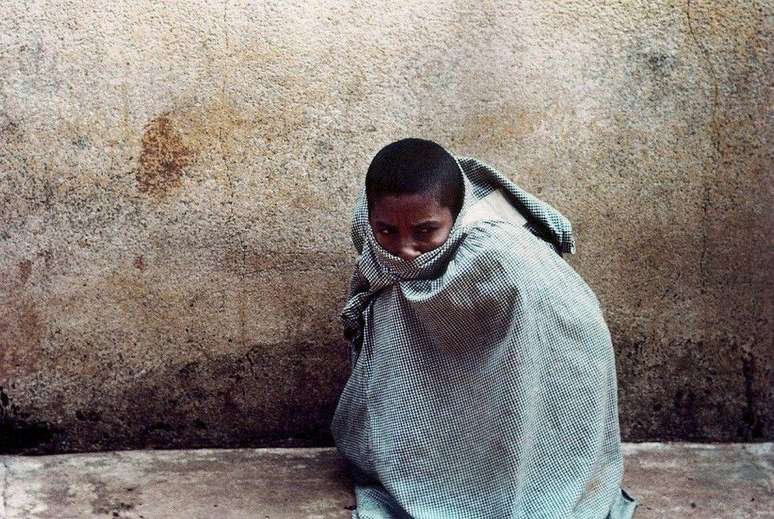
[332,157,638,519]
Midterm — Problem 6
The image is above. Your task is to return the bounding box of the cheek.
[420,229,452,250]
[374,232,399,253]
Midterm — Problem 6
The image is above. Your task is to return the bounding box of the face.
[369,193,455,261]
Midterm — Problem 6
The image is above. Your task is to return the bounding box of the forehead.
[369,193,450,222]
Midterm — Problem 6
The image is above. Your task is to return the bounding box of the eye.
[378,228,395,236]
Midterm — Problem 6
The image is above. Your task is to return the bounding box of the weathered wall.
[1,1,771,453]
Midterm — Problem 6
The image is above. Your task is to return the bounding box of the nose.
[397,242,421,261]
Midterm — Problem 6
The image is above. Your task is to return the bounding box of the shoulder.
[454,221,603,312]
[456,220,559,269]
[427,221,551,294]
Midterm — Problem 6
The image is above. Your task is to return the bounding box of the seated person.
[332,138,638,519]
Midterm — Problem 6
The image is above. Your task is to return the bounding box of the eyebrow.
[370,220,396,228]
[371,219,442,227]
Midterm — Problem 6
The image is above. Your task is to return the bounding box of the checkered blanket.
[332,157,638,518]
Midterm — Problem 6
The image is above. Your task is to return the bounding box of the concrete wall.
[1,1,771,453]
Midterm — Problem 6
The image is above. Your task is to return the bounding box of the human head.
[365,138,464,261]
[365,138,464,218]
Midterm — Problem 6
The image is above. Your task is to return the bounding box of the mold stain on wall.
[0,386,61,453]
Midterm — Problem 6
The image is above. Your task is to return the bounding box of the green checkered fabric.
[332,157,638,518]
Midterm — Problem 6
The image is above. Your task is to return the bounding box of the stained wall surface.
[1,1,771,452]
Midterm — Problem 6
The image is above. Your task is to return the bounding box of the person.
[331,138,638,518]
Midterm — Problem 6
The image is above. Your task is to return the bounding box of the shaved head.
[365,138,464,219]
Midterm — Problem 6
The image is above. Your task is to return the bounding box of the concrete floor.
[1,443,771,518]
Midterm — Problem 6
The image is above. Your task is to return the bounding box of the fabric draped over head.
[332,156,638,518]
[351,156,576,257]
[341,156,576,339]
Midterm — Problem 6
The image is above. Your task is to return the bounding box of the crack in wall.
[217,0,248,356]
[685,0,722,296]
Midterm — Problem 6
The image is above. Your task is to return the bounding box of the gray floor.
[1,443,772,518]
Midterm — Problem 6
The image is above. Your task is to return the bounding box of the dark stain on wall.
[740,352,763,440]
[643,52,677,78]
[0,387,61,453]
[17,258,32,283]
[615,334,768,442]
[133,254,146,271]
[0,340,350,454]
[135,114,194,198]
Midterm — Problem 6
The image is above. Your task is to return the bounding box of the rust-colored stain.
[133,254,146,271]
[18,259,32,283]
[0,299,44,379]
[457,108,540,149]
[136,114,193,197]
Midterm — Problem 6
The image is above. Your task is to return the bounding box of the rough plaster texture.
[0,1,771,452]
